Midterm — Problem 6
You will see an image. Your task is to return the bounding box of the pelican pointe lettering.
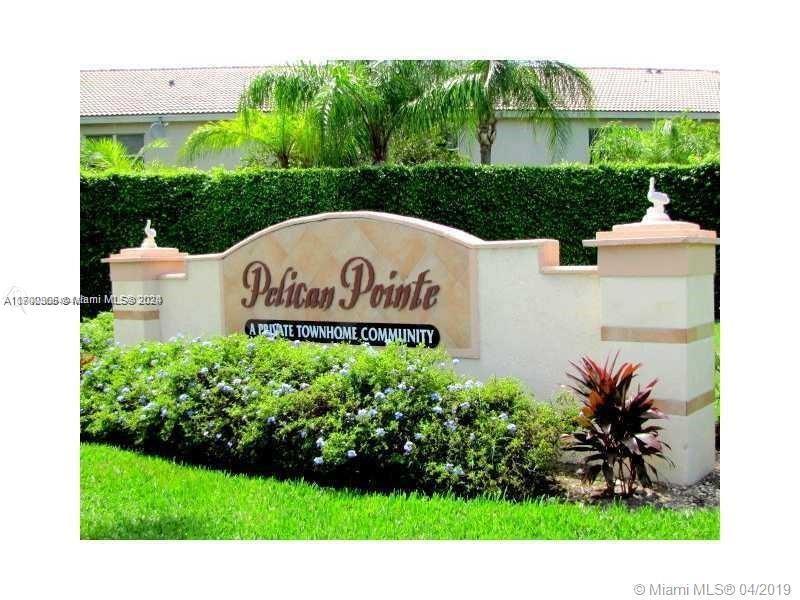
[240,256,442,347]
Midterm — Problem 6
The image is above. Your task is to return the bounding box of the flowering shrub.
[79,316,570,499]
[80,311,115,371]
[80,311,114,355]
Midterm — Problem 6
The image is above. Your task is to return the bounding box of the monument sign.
[219,213,478,355]
[103,183,719,485]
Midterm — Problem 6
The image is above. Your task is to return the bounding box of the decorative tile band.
[113,310,160,321]
[594,244,717,277]
[652,390,715,417]
[109,260,186,281]
[601,323,714,344]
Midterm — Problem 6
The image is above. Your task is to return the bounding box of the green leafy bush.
[80,311,115,356]
[590,117,720,165]
[80,311,115,372]
[80,162,720,317]
[388,128,470,165]
[79,317,570,500]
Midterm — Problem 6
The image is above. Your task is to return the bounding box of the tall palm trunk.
[371,137,389,164]
[477,116,498,165]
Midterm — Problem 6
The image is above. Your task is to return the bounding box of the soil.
[552,452,720,509]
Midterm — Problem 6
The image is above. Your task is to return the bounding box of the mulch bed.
[552,452,720,509]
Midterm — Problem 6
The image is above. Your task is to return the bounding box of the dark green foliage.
[80,163,719,316]
[80,314,571,500]
[389,128,469,165]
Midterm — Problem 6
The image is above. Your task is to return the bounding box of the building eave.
[496,109,719,120]
[81,109,719,126]
[80,112,237,125]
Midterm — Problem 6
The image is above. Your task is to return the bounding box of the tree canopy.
[412,60,594,163]
[179,110,326,168]
[240,61,453,164]
[170,60,598,168]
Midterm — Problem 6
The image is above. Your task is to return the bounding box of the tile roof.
[571,67,718,112]
[80,67,265,117]
[80,66,719,118]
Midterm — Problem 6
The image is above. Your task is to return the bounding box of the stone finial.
[643,177,671,223]
[591,176,716,239]
[141,219,158,248]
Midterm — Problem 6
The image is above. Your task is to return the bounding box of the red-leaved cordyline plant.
[563,353,673,497]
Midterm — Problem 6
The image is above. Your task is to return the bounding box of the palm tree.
[240,61,450,165]
[179,110,323,168]
[414,60,594,164]
[80,137,168,171]
[81,137,138,171]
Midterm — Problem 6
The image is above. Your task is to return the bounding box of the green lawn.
[81,443,719,540]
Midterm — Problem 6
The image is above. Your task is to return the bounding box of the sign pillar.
[101,246,187,345]
[584,218,719,485]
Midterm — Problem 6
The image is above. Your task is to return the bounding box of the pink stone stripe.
[601,323,714,344]
[652,390,715,416]
[113,310,160,321]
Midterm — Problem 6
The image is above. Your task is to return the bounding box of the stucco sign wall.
[103,209,719,485]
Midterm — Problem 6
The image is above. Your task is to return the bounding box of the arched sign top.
[218,210,482,357]
[220,211,485,258]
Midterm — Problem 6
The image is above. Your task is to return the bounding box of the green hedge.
[81,163,719,316]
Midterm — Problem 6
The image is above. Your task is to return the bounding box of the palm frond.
[239,61,456,164]
[179,109,325,167]
[404,71,490,132]
[505,61,594,155]
[80,137,138,171]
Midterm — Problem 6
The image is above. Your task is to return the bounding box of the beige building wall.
[458,119,596,164]
[82,111,719,169]
[458,114,716,165]
[80,116,244,170]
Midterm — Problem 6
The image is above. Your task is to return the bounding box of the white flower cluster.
[444,463,465,477]
[356,407,378,421]
[273,382,296,397]
[447,380,483,392]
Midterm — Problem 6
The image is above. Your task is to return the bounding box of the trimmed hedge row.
[81,163,719,316]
